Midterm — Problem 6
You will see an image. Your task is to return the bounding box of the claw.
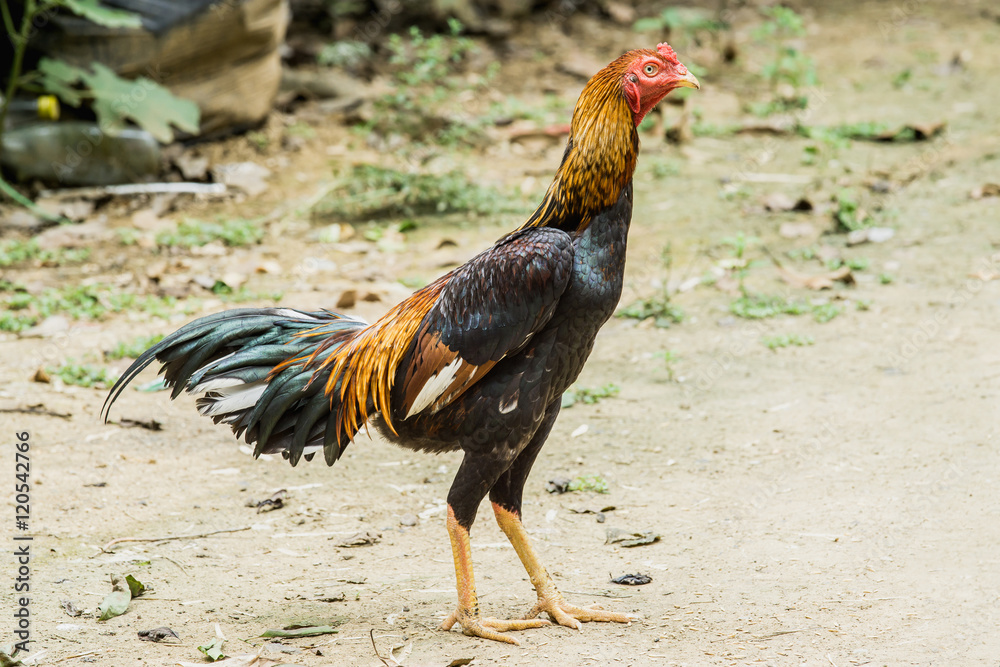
[441,608,550,645]
[528,594,631,629]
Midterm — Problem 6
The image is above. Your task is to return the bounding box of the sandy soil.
[2,2,1000,665]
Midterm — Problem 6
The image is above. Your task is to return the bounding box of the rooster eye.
[644,64,657,76]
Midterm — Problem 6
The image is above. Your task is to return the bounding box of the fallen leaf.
[259,626,338,639]
[446,660,475,667]
[125,574,146,598]
[970,183,1000,199]
[249,489,287,514]
[611,573,653,586]
[177,653,296,667]
[388,641,412,666]
[212,162,271,197]
[117,418,162,431]
[174,152,210,180]
[605,529,661,548]
[763,192,796,211]
[138,626,179,642]
[334,530,380,547]
[61,600,83,617]
[777,265,854,290]
[98,574,131,621]
[546,477,572,494]
[336,290,357,309]
[198,636,226,662]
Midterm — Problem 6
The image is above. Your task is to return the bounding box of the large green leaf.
[37,59,200,142]
[84,63,199,141]
[37,58,85,107]
[97,574,131,621]
[56,0,142,28]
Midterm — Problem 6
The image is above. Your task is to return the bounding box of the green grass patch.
[618,295,684,328]
[0,239,90,267]
[731,292,842,324]
[567,474,609,494]
[317,165,521,220]
[48,361,119,388]
[761,333,814,349]
[105,333,165,360]
[0,284,180,332]
[562,383,620,408]
[156,219,263,248]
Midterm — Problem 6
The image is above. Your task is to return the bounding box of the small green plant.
[855,299,872,311]
[892,68,913,89]
[879,273,894,285]
[751,7,817,116]
[156,219,264,248]
[761,333,814,349]
[720,232,759,260]
[811,302,842,323]
[0,283,180,332]
[0,239,90,267]
[567,474,609,494]
[317,40,371,68]
[618,295,685,328]
[316,165,521,220]
[732,292,841,323]
[246,131,269,152]
[105,334,165,360]
[656,349,681,380]
[731,292,809,319]
[360,20,492,147]
[562,383,620,409]
[833,189,871,232]
[48,361,118,388]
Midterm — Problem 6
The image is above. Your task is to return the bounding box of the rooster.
[104,43,698,644]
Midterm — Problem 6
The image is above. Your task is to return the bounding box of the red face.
[622,46,700,126]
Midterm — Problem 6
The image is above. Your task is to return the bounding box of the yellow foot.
[526,593,632,630]
[440,609,550,645]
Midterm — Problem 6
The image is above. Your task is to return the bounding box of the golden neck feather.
[521,60,639,234]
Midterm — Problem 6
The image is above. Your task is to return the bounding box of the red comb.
[656,42,680,66]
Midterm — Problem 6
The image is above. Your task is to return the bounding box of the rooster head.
[621,42,700,126]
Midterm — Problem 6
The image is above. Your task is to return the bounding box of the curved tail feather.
[102,308,369,466]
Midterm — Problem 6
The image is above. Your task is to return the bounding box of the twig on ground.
[99,526,251,553]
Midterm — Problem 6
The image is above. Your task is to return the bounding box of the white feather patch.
[190,377,244,393]
[275,308,314,320]
[198,381,267,416]
[405,357,469,419]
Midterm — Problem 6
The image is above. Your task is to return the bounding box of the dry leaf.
[335,530,380,547]
[336,290,357,309]
[970,183,1000,199]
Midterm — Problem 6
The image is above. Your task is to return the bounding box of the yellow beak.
[675,71,701,90]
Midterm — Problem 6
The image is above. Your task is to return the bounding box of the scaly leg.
[439,447,552,645]
[492,503,630,628]
[489,399,631,628]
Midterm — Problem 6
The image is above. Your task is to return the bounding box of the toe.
[482,617,550,632]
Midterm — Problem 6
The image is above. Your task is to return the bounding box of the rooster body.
[105,44,698,644]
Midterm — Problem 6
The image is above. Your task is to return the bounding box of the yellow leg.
[492,502,632,629]
[439,505,550,645]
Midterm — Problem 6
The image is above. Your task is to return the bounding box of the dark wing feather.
[398,226,574,419]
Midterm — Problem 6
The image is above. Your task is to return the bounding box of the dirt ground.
[3,2,1000,665]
